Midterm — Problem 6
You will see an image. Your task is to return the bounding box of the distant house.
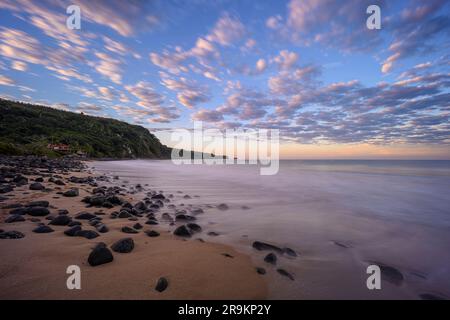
[47,143,70,153]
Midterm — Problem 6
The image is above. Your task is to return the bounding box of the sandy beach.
[0,157,267,299]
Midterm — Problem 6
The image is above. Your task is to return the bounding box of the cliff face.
[0,99,172,158]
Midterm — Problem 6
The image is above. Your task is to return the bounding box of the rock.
[419,293,446,300]
[29,182,45,190]
[174,225,191,237]
[64,225,82,236]
[34,177,44,182]
[151,194,165,200]
[96,224,109,233]
[190,208,204,214]
[207,231,220,236]
[277,269,294,280]
[264,253,277,265]
[175,214,196,221]
[256,267,266,275]
[5,214,26,223]
[369,262,404,286]
[27,200,49,207]
[111,238,134,253]
[252,241,283,254]
[28,206,50,216]
[89,219,101,226]
[121,226,139,234]
[133,223,143,230]
[222,253,234,258]
[68,221,81,227]
[217,203,229,210]
[58,209,69,215]
[88,242,114,266]
[118,210,132,218]
[145,230,160,237]
[155,277,168,292]
[187,223,202,233]
[0,185,14,194]
[145,219,159,225]
[75,212,97,220]
[33,225,54,233]
[0,230,25,239]
[63,188,79,197]
[46,215,55,221]
[283,247,298,257]
[54,179,65,186]
[49,215,72,226]
[76,230,100,239]
[9,207,29,215]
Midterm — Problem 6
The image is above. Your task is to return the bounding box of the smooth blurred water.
[92,160,450,299]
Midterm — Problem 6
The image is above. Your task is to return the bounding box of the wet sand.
[0,164,267,299]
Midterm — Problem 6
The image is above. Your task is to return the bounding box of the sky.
[0,0,449,159]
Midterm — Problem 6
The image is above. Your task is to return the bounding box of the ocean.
[92,159,450,299]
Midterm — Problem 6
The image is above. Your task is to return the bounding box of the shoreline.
[0,156,267,299]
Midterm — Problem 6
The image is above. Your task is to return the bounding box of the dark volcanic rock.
[63,188,79,197]
[33,225,54,233]
[145,230,160,237]
[151,194,165,200]
[9,207,29,215]
[277,269,294,280]
[264,253,277,265]
[155,277,168,292]
[76,230,99,239]
[68,221,81,227]
[75,212,97,220]
[64,225,82,236]
[96,224,109,233]
[27,200,49,207]
[121,226,139,234]
[187,223,202,233]
[88,242,114,266]
[118,210,132,218]
[0,230,25,239]
[419,293,446,300]
[49,215,72,226]
[173,225,191,237]
[5,214,26,223]
[133,223,143,230]
[28,206,50,216]
[58,209,69,215]
[217,203,229,210]
[252,241,283,254]
[0,185,14,194]
[207,231,219,236]
[256,267,266,275]
[175,214,196,221]
[145,219,159,225]
[369,262,404,286]
[283,247,298,257]
[29,182,45,190]
[111,238,134,253]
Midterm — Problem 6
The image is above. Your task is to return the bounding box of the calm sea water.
[92,160,450,299]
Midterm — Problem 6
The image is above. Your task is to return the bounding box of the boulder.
[64,225,82,236]
[173,225,191,237]
[88,243,114,266]
[111,238,134,253]
[33,225,54,233]
[5,214,26,223]
[28,206,50,216]
[49,215,72,226]
[63,188,79,197]
[155,277,168,292]
[121,226,138,234]
[0,230,25,239]
[76,230,99,239]
[29,182,45,190]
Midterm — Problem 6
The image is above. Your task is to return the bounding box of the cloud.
[273,50,299,70]
[11,60,27,71]
[255,59,267,73]
[0,74,15,86]
[381,0,450,73]
[91,52,123,84]
[160,73,210,108]
[206,13,246,46]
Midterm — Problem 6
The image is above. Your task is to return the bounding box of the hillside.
[0,99,172,158]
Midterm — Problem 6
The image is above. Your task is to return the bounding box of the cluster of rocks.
[252,241,297,281]
[0,156,86,196]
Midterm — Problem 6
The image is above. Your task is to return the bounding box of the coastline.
[0,157,267,299]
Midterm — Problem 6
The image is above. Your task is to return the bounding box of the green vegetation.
[0,99,172,158]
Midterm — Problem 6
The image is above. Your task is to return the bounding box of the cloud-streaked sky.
[0,0,449,159]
